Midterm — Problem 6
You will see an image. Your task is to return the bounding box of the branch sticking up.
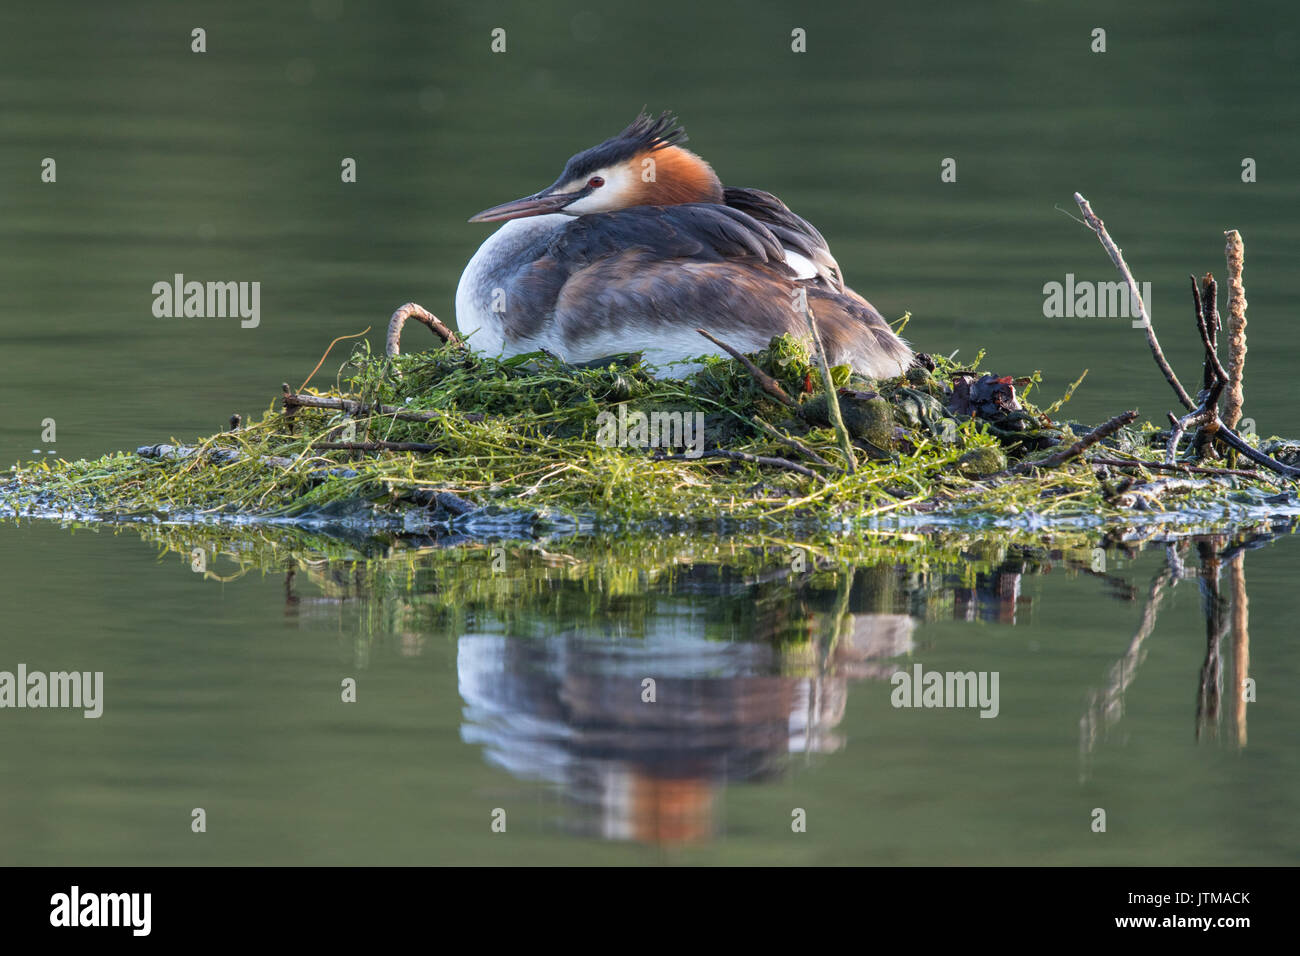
[1072,193,1195,411]
[386,302,461,358]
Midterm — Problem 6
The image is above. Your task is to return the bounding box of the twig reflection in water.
[1079,531,1262,781]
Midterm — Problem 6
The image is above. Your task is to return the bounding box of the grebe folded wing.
[723,187,844,292]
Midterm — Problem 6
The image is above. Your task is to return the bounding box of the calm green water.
[2,0,1300,864]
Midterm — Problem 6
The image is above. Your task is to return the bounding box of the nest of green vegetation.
[5,333,1297,533]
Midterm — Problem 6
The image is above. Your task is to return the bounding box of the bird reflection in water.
[281,546,1055,843]
[458,608,912,843]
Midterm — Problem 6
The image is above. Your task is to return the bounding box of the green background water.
[2,0,1298,864]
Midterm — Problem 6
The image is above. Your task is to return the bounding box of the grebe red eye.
[588,176,605,188]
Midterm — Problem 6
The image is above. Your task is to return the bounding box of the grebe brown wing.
[546,253,909,379]
[500,202,799,338]
[723,187,844,292]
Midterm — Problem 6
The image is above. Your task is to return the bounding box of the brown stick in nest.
[1006,410,1138,474]
[799,303,857,475]
[695,328,797,408]
[1086,456,1270,480]
[386,302,461,357]
[1159,276,1300,478]
[1070,196,1296,479]
[751,417,843,473]
[1167,275,1228,464]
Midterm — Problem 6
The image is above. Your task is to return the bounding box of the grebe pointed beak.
[468,188,584,223]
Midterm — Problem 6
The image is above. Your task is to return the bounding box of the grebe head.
[468,111,725,223]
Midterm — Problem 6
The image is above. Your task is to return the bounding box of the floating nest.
[3,330,1293,535]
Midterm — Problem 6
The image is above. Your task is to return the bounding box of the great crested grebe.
[456,112,913,378]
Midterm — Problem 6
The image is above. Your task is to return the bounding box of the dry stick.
[1167,395,1214,466]
[751,417,842,472]
[1210,424,1300,477]
[299,326,371,392]
[656,449,827,482]
[1195,273,1221,393]
[799,302,857,475]
[1079,558,1177,772]
[281,388,485,423]
[695,328,798,408]
[1007,409,1138,474]
[1073,193,1195,411]
[386,302,461,358]
[1223,230,1248,430]
[1168,276,1228,464]
[1086,456,1269,480]
[1072,195,1289,475]
[1158,276,1300,478]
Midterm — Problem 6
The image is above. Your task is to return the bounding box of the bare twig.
[1162,273,1290,475]
[386,302,461,358]
[799,303,856,474]
[1194,274,1228,385]
[696,328,798,408]
[1165,274,1270,472]
[1167,405,1216,466]
[1210,425,1300,478]
[1192,274,1221,394]
[1087,456,1270,480]
[300,327,371,391]
[1073,193,1195,410]
[281,389,485,424]
[1080,552,1179,776]
[751,417,843,473]
[1009,409,1137,474]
